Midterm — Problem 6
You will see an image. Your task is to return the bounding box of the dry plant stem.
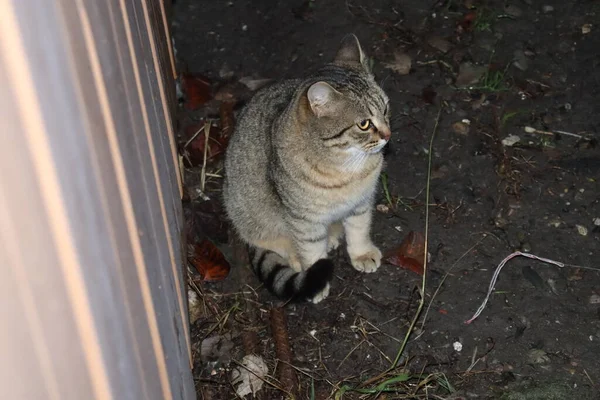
[200,120,211,191]
[465,251,576,324]
[270,307,298,398]
[390,107,442,370]
[421,235,489,328]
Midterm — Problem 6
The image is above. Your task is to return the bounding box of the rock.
[582,24,592,35]
[501,135,521,147]
[504,4,523,17]
[427,36,453,53]
[456,62,487,87]
[542,5,554,13]
[384,52,412,75]
[593,217,600,226]
[513,50,530,71]
[590,294,600,304]
[576,224,588,236]
[376,204,390,213]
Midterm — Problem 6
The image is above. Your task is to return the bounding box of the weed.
[473,8,495,32]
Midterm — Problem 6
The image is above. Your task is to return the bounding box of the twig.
[421,234,489,328]
[200,120,211,191]
[270,307,298,398]
[524,126,585,139]
[389,107,442,369]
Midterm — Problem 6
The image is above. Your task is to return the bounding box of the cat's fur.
[223,35,390,303]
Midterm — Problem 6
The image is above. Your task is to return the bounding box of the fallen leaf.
[427,36,452,53]
[456,62,487,87]
[384,52,412,75]
[458,11,477,31]
[384,231,425,275]
[190,238,231,282]
[181,73,212,110]
[201,334,234,363]
[452,121,470,135]
[231,355,268,397]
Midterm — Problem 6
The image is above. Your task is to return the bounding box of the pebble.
[513,50,530,71]
[501,135,521,147]
[582,24,592,35]
[542,5,554,13]
[376,204,390,213]
[593,217,600,226]
[590,294,600,305]
[576,224,588,236]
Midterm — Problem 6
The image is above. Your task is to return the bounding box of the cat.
[223,34,391,303]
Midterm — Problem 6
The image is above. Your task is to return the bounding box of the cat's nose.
[379,126,391,141]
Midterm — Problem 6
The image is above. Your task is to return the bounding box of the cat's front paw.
[349,245,382,273]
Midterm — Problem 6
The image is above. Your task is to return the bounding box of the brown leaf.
[384,231,425,275]
[181,73,212,110]
[458,11,477,31]
[384,52,412,75]
[191,238,231,282]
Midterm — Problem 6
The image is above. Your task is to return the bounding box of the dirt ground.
[172,0,600,398]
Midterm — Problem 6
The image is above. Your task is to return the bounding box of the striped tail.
[248,247,334,303]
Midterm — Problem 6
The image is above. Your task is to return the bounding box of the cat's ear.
[307,81,341,117]
[334,34,367,68]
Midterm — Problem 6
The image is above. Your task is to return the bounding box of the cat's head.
[305,34,391,155]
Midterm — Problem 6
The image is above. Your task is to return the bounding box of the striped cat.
[223,34,390,303]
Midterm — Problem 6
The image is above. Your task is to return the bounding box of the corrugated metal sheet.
[0,0,194,399]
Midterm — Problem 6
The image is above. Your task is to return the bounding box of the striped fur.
[223,35,390,303]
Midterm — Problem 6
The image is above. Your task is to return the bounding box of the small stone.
[593,217,600,226]
[376,204,390,213]
[548,217,562,228]
[576,224,588,236]
[513,50,530,71]
[504,4,523,17]
[501,135,521,147]
[542,5,554,13]
[582,24,592,35]
[452,121,470,135]
[453,341,463,352]
[590,294,600,305]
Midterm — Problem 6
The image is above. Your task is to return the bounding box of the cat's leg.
[289,221,329,269]
[343,205,381,273]
[327,221,344,252]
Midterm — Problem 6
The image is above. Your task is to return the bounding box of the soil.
[172,0,600,398]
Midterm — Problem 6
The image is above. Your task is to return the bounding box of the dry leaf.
[181,73,212,110]
[456,62,487,87]
[231,355,268,397]
[384,52,412,75]
[427,36,452,53]
[384,231,425,275]
[190,238,231,282]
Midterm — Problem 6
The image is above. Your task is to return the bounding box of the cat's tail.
[248,247,334,303]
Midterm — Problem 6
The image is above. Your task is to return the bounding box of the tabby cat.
[223,34,391,303]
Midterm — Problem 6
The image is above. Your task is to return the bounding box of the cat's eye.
[357,119,371,130]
